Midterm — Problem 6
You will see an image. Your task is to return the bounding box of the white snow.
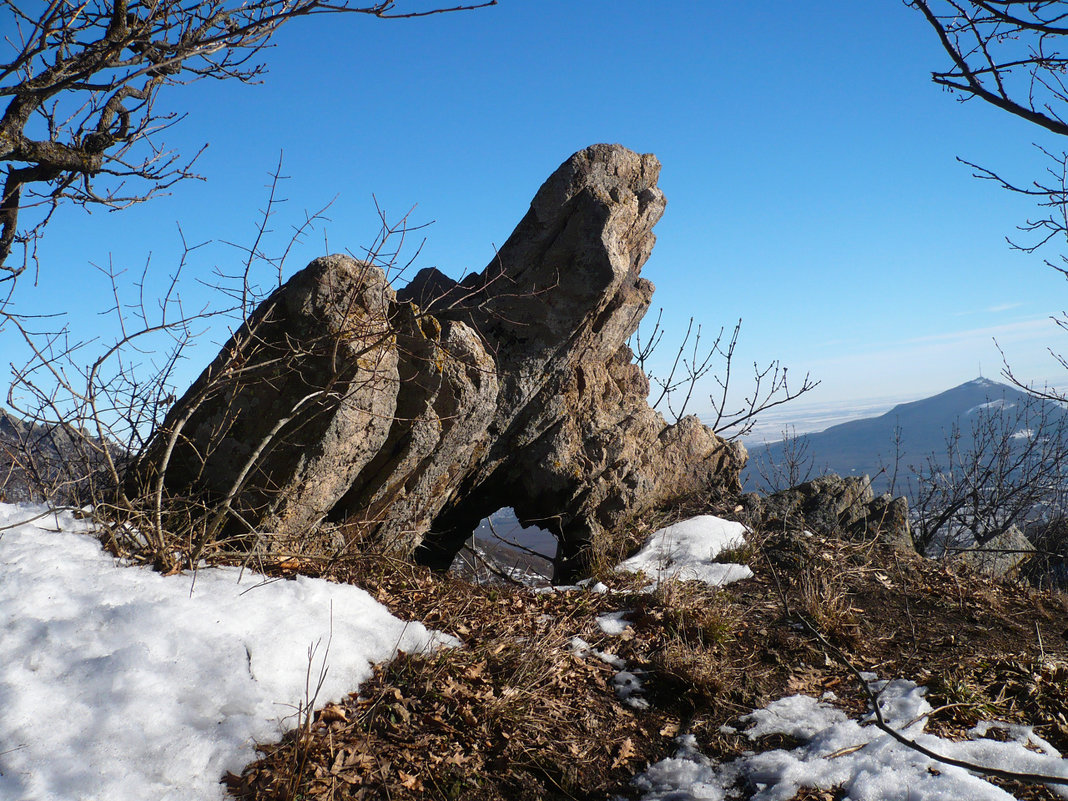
[612,671,650,710]
[741,693,848,741]
[596,611,633,635]
[616,515,754,589]
[535,578,609,595]
[966,398,1015,416]
[0,504,455,801]
[630,677,1068,801]
[569,636,625,671]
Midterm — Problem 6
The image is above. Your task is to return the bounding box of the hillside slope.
[4,497,1068,800]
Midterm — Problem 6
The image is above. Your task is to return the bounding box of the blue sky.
[9,0,1068,423]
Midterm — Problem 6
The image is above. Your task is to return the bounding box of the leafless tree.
[910,2,1068,394]
[908,390,1068,555]
[2,161,437,569]
[749,425,817,493]
[631,311,717,420]
[0,0,495,281]
[630,314,819,439]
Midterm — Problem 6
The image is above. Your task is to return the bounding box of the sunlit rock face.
[130,144,745,581]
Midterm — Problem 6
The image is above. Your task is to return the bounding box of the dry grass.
[923,658,1068,750]
[795,564,858,644]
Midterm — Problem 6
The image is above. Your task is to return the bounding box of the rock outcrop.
[128,144,745,580]
[128,256,406,543]
[743,474,915,553]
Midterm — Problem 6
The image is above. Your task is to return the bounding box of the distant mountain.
[742,378,1068,497]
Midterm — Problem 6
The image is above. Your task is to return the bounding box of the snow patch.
[569,636,648,709]
[630,678,1068,801]
[616,515,754,589]
[534,578,609,595]
[596,611,633,635]
[612,671,650,710]
[965,398,1015,416]
[0,504,454,801]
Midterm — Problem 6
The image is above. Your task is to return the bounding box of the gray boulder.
[326,303,499,557]
[129,256,403,546]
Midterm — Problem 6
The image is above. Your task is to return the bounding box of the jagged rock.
[128,144,744,579]
[129,255,403,544]
[863,493,914,553]
[746,474,914,552]
[326,303,498,556]
[400,144,744,579]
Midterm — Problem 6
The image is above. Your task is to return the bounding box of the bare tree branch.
[630,314,819,439]
[0,0,496,280]
[801,614,1068,788]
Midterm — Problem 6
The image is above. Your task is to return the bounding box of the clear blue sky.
[9,0,1068,422]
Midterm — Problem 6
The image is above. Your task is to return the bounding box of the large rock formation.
[128,256,407,544]
[128,144,745,581]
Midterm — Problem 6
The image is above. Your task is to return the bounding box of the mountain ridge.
[742,377,1067,496]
